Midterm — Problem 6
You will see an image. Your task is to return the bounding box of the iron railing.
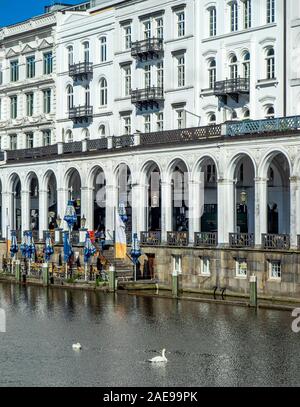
[229,233,255,248]
[63,141,82,154]
[167,231,189,246]
[131,37,163,58]
[0,151,5,161]
[113,134,135,149]
[140,125,221,146]
[140,231,162,246]
[262,234,290,250]
[194,232,218,247]
[69,62,93,78]
[87,138,108,151]
[131,87,164,104]
[69,105,93,120]
[214,78,250,95]
[227,115,300,137]
[7,144,58,162]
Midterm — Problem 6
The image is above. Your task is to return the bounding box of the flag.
[115,213,127,259]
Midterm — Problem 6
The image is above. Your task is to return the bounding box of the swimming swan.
[148,348,167,363]
[72,343,82,350]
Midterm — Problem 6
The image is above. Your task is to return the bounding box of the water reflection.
[0,282,299,387]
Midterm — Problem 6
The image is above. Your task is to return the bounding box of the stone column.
[254,177,268,246]
[39,189,48,240]
[188,180,202,245]
[131,183,147,237]
[1,192,13,238]
[105,183,117,242]
[21,189,30,232]
[217,178,236,245]
[161,181,172,243]
[290,176,298,249]
[57,187,69,230]
[81,186,94,231]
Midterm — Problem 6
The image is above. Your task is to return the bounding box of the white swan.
[148,348,167,363]
[72,343,82,350]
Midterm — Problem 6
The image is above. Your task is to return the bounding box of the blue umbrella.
[20,231,28,257]
[84,233,96,281]
[64,200,77,230]
[44,232,54,262]
[63,231,73,263]
[119,202,128,223]
[10,230,18,258]
[26,231,36,261]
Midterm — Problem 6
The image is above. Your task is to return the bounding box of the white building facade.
[1,0,300,296]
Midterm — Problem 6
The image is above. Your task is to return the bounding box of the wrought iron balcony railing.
[69,105,93,122]
[87,138,108,151]
[214,77,249,103]
[194,232,218,247]
[63,141,82,154]
[227,115,300,137]
[140,231,162,246]
[6,144,58,162]
[69,62,93,79]
[167,231,189,247]
[112,134,135,149]
[229,233,255,248]
[131,37,163,60]
[131,86,164,108]
[262,234,290,250]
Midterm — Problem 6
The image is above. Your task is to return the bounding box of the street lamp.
[80,214,87,229]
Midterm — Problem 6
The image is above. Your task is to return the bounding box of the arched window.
[67,46,73,67]
[66,130,73,143]
[208,113,216,124]
[229,55,238,79]
[100,78,108,106]
[99,125,106,137]
[265,106,275,119]
[209,7,216,37]
[230,1,238,32]
[231,110,237,120]
[85,85,90,106]
[208,59,216,89]
[267,0,275,24]
[83,128,90,140]
[100,37,107,62]
[67,85,74,110]
[243,52,250,79]
[243,109,250,119]
[83,41,90,63]
[266,47,275,79]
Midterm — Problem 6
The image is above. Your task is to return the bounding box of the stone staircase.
[100,246,133,273]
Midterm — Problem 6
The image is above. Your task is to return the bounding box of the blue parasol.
[20,231,28,257]
[119,202,128,223]
[10,230,19,258]
[131,233,142,282]
[63,231,73,263]
[64,200,77,230]
[84,232,96,263]
[26,231,36,261]
[44,232,54,262]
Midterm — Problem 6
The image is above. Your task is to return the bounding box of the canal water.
[0,282,299,387]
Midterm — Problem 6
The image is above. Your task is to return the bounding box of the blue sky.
[0,0,84,27]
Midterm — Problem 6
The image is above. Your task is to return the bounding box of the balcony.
[6,144,58,162]
[63,141,82,154]
[131,38,163,61]
[112,134,135,149]
[213,77,250,103]
[131,86,164,109]
[69,62,93,80]
[69,105,93,123]
[229,233,254,248]
[140,231,162,246]
[262,234,290,250]
[194,232,218,247]
[167,231,189,247]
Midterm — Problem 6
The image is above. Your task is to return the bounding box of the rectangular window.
[100,37,107,62]
[43,52,53,75]
[43,130,51,146]
[269,260,281,279]
[200,257,210,276]
[267,0,275,23]
[10,95,17,119]
[157,62,164,88]
[10,60,19,82]
[43,89,51,114]
[231,2,238,32]
[144,114,151,133]
[173,255,182,274]
[177,11,185,37]
[177,55,185,87]
[209,8,216,36]
[145,64,151,88]
[177,109,186,129]
[26,93,34,117]
[236,259,248,278]
[156,112,164,131]
[26,133,34,149]
[124,25,132,50]
[10,134,18,150]
[156,18,164,39]
[123,115,131,135]
[26,56,35,78]
[123,65,131,96]
[143,20,151,40]
[244,0,252,29]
